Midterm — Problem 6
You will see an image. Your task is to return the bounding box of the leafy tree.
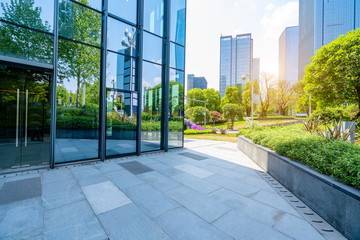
[242,81,260,116]
[203,89,221,112]
[210,111,222,125]
[294,81,317,115]
[169,81,184,120]
[190,106,210,124]
[221,86,240,109]
[186,88,205,108]
[236,84,244,104]
[259,72,275,117]
[222,104,243,129]
[275,80,295,116]
[303,29,360,110]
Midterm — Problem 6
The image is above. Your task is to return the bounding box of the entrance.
[0,63,51,170]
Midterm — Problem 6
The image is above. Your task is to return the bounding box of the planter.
[237,136,360,240]
[341,121,356,144]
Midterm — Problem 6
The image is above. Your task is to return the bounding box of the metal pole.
[309,93,312,116]
[204,101,206,128]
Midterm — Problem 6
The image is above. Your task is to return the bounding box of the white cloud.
[265,3,275,11]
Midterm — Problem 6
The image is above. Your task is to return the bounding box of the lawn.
[184,133,238,143]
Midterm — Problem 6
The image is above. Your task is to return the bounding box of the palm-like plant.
[317,120,358,141]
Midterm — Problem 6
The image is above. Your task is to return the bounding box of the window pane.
[107,17,137,57]
[170,43,185,70]
[58,0,101,46]
[106,91,137,156]
[168,69,184,148]
[108,0,137,24]
[143,32,163,64]
[141,61,162,152]
[144,0,164,37]
[106,51,136,91]
[74,0,101,11]
[0,22,53,64]
[0,0,54,32]
[170,0,186,46]
[55,39,100,163]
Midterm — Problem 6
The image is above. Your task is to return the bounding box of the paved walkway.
[0,140,341,239]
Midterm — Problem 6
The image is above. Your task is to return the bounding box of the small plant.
[303,116,322,133]
[249,122,263,131]
[317,120,358,142]
[211,127,218,134]
[219,127,227,135]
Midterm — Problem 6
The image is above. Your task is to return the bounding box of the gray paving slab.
[71,165,109,187]
[165,186,230,223]
[105,169,144,190]
[154,207,233,240]
[171,173,220,194]
[0,177,41,204]
[138,171,181,192]
[125,184,179,218]
[144,162,184,177]
[177,152,208,160]
[82,181,132,215]
[174,164,214,178]
[119,161,154,175]
[95,161,124,173]
[0,197,43,239]
[98,204,168,240]
[44,200,107,240]
[41,168,74,185]
[213,210,292,240]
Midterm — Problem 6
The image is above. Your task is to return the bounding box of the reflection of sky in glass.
[170,0,185,45]
[108,0,137,24]
[0,0,54,32]
[170,43,184,70]
[143,32,163,64]
[107,17,136,56]
[144,0,164,37]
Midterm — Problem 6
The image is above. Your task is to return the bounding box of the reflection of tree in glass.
[0,0,52,63]
[169,81,184,120]
[58,0,101,107]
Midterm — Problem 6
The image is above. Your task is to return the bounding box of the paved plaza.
[0,139,344,239]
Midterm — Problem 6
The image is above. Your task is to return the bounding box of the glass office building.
[219,33,252,98]
[298,0,360,80]
[279,26,299,86]
[186,74,207,91]
[0,0,186,172]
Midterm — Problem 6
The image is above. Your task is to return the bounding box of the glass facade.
[278,26,298,86]
[0,0,186,171]
[219,34,252,98]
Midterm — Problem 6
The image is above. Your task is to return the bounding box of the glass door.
[0,64,51,170]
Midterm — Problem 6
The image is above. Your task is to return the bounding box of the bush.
[57,116,98,129]
[184,129,212,135]
[238,125,360,189]
[222,104,243,129]
[310,107,351,124]
[191,106,210,124]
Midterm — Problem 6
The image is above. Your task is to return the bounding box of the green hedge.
[184,129,212,135]
[238,125,360,189]
[57,116,98,129]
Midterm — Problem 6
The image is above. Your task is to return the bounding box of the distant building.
[252,58,260,82]
[187,74,208,91]
[279,26,299,86]
[298,0,360,80]
[219,33,253,97]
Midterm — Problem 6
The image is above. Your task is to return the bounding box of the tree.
[303,29,360,110]
[222,104,243,129]
[210,111,222,126]
[203,89,221,112]
[242,81,260,116]
[186,88,205,108]
[221,87,240,109]
[191,106,210,124]
[259,72,275,117]
[294,81,317,115]
[275,80,295,116]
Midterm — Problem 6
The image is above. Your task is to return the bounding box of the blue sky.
[185,0,299,90]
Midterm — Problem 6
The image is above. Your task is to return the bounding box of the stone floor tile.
[0,177,41,205]
[105,169,144,190]
[44,200,106,240]
[98,204,168,240]
[144,162,184,177]
[125,184,179,218]
[82,181,132,215]
[154,207,233,240]
[165,186,230,223]
[213,210,292,240]
[119,161,154,175]
[71,165,108,187]
[41,168,74,185]
[95,161,124,173]
[0,197,42,239]
[171,173,220,194]
[174,164,214,178]
[138,171,181,192]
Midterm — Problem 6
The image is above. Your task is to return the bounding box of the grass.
[184,133,238,143]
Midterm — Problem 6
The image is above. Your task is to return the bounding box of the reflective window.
[58,0,101,47]
[0,0,54,32]
[168,69,184,148]
[74,0,101,11]
[143,32,163,64]
[106,90,137,156]
[170,0,186,46]
[170,43,185,70]
[108,0,137,24]
[106,51,136,91]
[144,0,164,37]
[0,22,53,64]
[107,17,137,57]
[55,39,100,163]
[141,61,162,152]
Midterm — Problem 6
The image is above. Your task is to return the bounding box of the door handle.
[16,89,19,147]
[25,89,28,147]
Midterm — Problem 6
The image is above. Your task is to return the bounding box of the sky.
[185,0,299,90]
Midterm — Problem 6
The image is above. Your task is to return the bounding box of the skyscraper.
[219,33,253,97]
[252,58,260,82]
[279,26,299,86]
[187,74,208,91]
[298,0,360,80]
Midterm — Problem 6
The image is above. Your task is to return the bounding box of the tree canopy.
[242,81,260,116]
[221,86,240,109]
[203,88,221,112]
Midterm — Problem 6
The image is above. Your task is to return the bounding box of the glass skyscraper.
[0,0,186,172]
[299,0,360,80]
[187,74,208,91]
[279,26,299,86]
[219,33,253,98]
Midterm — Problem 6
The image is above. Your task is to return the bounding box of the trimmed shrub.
[184,129,212,135]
